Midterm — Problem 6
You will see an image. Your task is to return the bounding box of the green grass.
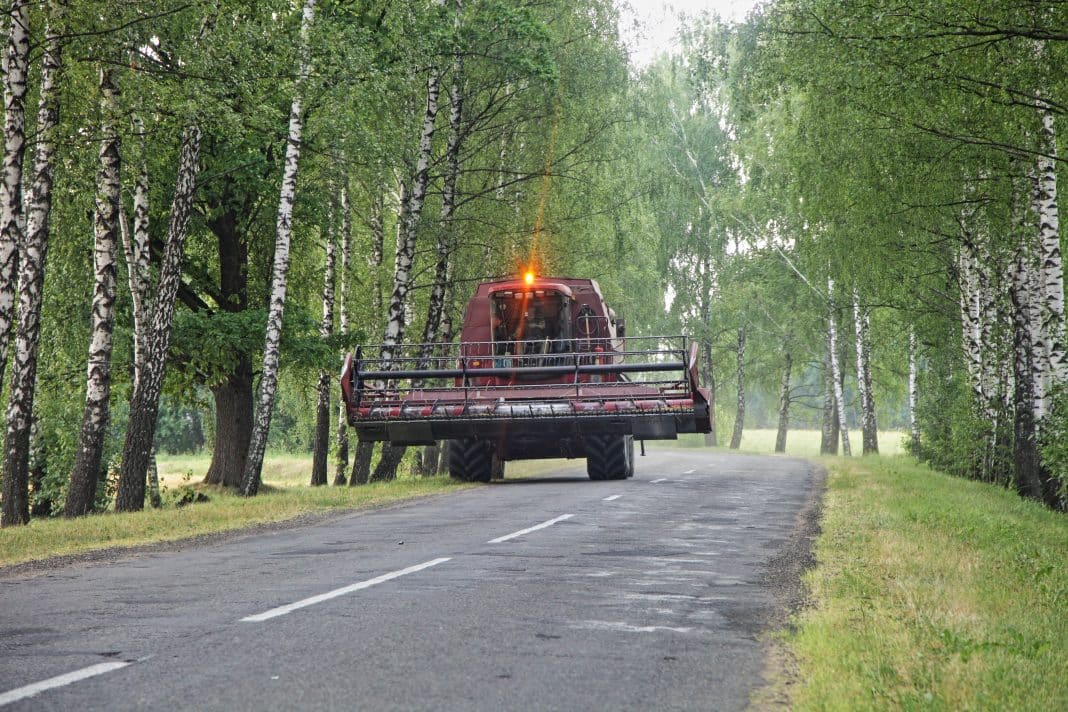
[1,454,470,568]
[788,456,1067,711]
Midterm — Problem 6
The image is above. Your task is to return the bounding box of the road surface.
[0,449,821,711]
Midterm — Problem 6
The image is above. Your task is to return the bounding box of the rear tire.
[449,439,494,482]
[586,435,630,481]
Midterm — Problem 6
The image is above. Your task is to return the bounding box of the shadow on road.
[490,476,589,485]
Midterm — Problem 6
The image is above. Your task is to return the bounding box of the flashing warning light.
[524,271,535,285]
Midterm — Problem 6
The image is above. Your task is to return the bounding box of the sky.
[618,0,761,67]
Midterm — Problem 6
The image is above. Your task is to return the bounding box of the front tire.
[449,439,494,482]
[586,435,630,481]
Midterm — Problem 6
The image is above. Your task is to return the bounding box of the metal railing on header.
[347,335,693,408]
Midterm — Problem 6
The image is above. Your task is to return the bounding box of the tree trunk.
[1010,247,1047,503]
[820,342,839,455]
[701,339,717,447]
[852,290,878,454]
[121,114,152,387]
[241,0,316,497]
[64,68,121,518]
[334,184,351,486]
[774,350,792,453]
[1,8,60,527]
[368,191,384,324]
[371,61,443,483]
[203,205,252,487]
[908,326,920,454]
[205,354,253,487]
[0,0,31,405]
[350,440,374,486]
[826,278,852,456]
[1034,107,1066,389]
[115,126,201,512]
[311,196,337,487]
[729,326,745,450]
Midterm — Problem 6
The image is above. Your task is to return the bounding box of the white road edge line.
[487,514,574,543]
[241,557,451,623]
[650,478,667,484]
[0,661,131,707]
[603,494,623,501]
[683,469,696,474]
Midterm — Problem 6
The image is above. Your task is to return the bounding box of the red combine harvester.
[340,274,711,481]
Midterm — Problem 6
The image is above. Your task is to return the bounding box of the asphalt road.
[0,449,821,711]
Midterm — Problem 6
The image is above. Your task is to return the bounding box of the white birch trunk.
[371,55,444,484]
[774,349,792,454]
[958,243,984,401]
[381,67,441,363]
[1,8,60,527]
[122,115,152,387]
[908,326,920,453]
[728,326,745,450]
[1033,107,1065,390]
[0,0,31,397]
[827,278,852,456]
[64,68,121,518]
[334,184,351,486]
[115,125,201,511]
[369,191,384,325]
[853,289,878,454]
[310,200,336,487]
[241,0,316,496]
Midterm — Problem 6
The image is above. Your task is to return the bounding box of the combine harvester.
[340,273,711,481]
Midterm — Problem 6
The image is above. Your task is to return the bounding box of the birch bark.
[0,0,31,395]
[115,126,201,511]
[1032,110,1065,394]
[121,115,152,387]
[827,278,852,456]
[65,69,121,518]
[241,0,316,496]
[334,184,351,486]
[908,327,920,454]
[728,326,745,450]
[1,8,61,527]
[852,290,878,454]
[311,198,337,487]
[774,349,792,454]
[371,60,443,483]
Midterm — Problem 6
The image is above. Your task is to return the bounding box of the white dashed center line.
[602,494,623,501]
[0,662,132,707]
[241,557,451,622]
[650,478,668,484]
[487,514,574,543]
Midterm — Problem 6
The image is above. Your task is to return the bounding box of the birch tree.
[1,6,61,527]
[728,326,746,450]
[370,52,444,483]
[240,0,316,497]
[852,290,878,454]
[334,184,351,486]
[826,278,851,457]
[65,68,121,518]
[115,125,202,512]
[310,195,337,487]
[0,0,31,397]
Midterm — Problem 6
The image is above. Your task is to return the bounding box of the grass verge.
[787,455,1067,711]
[1,472,470,569]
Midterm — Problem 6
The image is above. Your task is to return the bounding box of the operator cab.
[490,287,573,377]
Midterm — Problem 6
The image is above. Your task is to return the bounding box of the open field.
[665,428,906,457]
[786,456,1068,711]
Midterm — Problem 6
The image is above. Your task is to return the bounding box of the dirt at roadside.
[749,461,827,710]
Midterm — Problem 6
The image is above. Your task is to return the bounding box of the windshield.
[491,292,571,355]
